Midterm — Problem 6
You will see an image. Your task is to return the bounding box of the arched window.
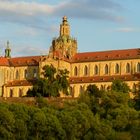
[24,70,28,79]
[10,89,13,97]
[100,85,104,91]
[84,66,88,76]
[69,86,73,96]
[137,63,140,72]
[115,64,119,74]
[105,64,109,75]
[132,84,137,94]
[126,63,131,73]
[74,66,78,76]
[79,86,84,94]
[33,69,37,78]
[69,86,75,97]
[16,70,19,79]
[19,89,23,97]
[94,65,99,75]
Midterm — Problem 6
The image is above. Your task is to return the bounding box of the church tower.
[60,16,70,37]
[49,16,77,59]
[5,41,11,58]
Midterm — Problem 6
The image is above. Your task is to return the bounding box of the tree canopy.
[111,79,130,93]
[27,65,69,97]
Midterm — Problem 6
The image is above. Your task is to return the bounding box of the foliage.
[111,79,130,93]
[27,65,69,97]
[1,79,140,140]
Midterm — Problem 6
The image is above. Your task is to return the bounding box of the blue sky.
[0,0,140,57]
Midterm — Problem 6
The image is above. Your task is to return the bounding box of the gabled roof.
[0,57,9,66]
[72,48,140,62]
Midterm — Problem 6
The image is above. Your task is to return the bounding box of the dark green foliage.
[27,65,69,97]
[0,79,140,140]
[86,84,101,97]
[111,79,130,93]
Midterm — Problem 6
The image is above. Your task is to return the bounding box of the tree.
[111,79,130,93]
[0,106,15,140]
[27,65,69,97]
[86,84,101,97]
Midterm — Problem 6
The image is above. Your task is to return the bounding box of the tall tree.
[27,65,69,97]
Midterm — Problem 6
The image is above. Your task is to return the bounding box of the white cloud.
[12,45,49,56]
[0,0,124,27]
[115,27,140,33]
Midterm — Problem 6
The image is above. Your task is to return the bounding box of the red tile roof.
[70,75,139,84]
[0,56,41,67]
[72,48,140,62]
[9,56,41,66]
[5,80,36,87]
[0,57,9,66]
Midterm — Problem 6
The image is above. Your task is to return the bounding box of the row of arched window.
[15,69,37,80]
[70,83,139,97]
[9,88,23,97]
[74,63,140,76]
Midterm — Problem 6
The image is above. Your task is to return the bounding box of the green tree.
[27,65,69,97]
[86,84,101,97]
[0,106,15,140]
[111,79,130,93]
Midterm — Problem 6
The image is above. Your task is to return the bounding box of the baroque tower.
[49,16,77,59]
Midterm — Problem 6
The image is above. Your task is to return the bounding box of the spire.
[60,16,70,36]
[5,40,11,58]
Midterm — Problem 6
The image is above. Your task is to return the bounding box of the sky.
[0,0,140,57]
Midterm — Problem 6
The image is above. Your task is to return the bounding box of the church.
[0,16,140,98]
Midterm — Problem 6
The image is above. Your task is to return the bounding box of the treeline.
[0,85,140,140]
[1,65,140,140]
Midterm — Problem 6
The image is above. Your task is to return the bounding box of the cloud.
[114,27,140,33]
[0,0,124,28]
[54,0,123,22]
[12,45,49,56]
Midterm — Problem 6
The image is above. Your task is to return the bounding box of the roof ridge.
[77,48,139,54]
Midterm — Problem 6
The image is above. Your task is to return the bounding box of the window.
[16,70,19,79]
[100,85,104,90]
[132,84,137,94]
[70,86,75,97]
[19,89,23,97]
[94,65,99,75]
[10,89,13,97]
[79,86,84,94]
[84,66,88,76]
[33,69,37,78]
[74,66,78,76]
[105,64,109,75]
[126,63,131,73]
[115,64,119,74]
[24,70,28,78]
[137,63,140,72]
